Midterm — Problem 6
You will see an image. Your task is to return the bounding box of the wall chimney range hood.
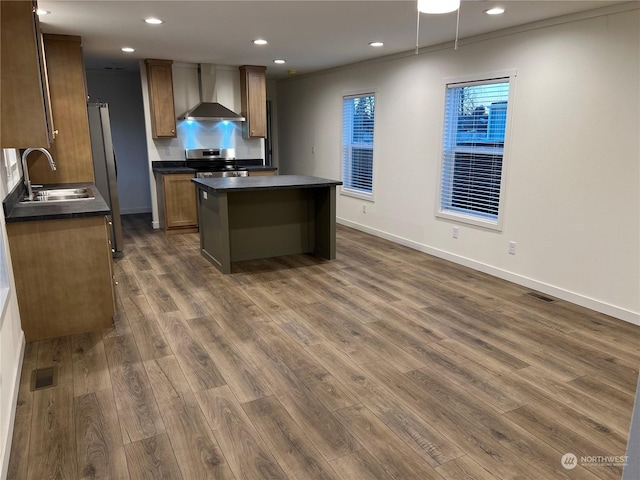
[179,64,245,122]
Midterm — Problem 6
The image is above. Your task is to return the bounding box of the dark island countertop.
[3,182,110,223]
[192,175,341,193]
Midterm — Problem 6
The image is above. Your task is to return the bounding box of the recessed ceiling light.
[36,9,50,16]
[485,7,505,15]
[253,39,268,45]
[144,17,163,25]
[369,42,384,47]
[121,47,135,53]
[273,59,286,64]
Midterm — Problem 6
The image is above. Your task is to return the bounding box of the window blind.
[440,80,510,224]
[342,94,375,196]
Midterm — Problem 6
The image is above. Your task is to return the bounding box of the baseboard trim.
[337,218,640,326]
[1,331,25,480]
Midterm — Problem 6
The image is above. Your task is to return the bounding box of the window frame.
[340,91,377,201]
[435,71,516,231]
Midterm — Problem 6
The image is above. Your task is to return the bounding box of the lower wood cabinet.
[248,170,275,177]
[7,215,115,342]
[156,172,198,234]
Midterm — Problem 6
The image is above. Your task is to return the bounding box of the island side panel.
[313,185,337,260]
[227,188,312,262]
[197,187,232,274]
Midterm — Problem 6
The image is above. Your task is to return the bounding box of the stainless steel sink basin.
[21,187,95,203]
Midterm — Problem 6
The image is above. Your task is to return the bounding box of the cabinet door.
[7,216,115,341]
[145,59,177,138]
[248,170,275,177]
[163,173,198,229]
[29,34,94,184]
[240,65,267,138]
[0,0,52,148]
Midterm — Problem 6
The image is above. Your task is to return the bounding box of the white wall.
[276,7,640,325]
[0,150,26,479]
[85,70,152,214]
[140,63,265,227]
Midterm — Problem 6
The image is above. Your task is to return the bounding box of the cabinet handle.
[111,248,115,253]
[171,129,175,133]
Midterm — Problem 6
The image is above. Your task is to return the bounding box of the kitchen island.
[193,175,342,273]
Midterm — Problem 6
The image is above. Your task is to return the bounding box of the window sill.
[436,210,502,231]
[340,188,373,202]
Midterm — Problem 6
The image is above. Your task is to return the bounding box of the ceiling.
[37,0,629,78]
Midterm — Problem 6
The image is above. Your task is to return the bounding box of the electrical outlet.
[362,204,367,214]
[509,241,517,255]
[202,191,208,200]
[452,226,459,239]
[311,146,315,155]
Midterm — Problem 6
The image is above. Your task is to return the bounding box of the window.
[342,93,375,197]
[438,76,513,228]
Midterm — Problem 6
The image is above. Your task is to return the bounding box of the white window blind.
[439,79,511,227]
[342,93,375,197]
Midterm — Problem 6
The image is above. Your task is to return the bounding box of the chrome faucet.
[21,148,57,201]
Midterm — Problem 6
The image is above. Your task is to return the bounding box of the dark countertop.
[246,166,278,171]
[192,175,341,193]
[152,160,277,174]
[153,167,197,174]
[3,182,110,223]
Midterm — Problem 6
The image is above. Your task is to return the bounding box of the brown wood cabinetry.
[145,59,177,138]
[248,170,275,177]
[239,65,267,138]
[29,34,95,184]
[1,0,54,148]
[156,173,198,233]
[7,216,115,342]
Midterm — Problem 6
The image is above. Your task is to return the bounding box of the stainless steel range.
[186,148,249,178]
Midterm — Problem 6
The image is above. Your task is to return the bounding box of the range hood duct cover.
[179,64,245,122]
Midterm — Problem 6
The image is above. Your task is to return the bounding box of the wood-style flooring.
[7,213,639,480]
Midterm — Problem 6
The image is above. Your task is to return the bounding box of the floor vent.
[30,366,58,391]
[526,292,556,303]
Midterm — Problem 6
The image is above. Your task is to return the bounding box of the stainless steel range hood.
[179,64,245,122]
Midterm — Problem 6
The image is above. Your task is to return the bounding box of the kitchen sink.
[21,187,95,203]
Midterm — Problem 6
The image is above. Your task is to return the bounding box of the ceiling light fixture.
[121,47,135,53]
[36,9,50,16]
[416,0,461,53]
[253,39,268,45]
[369,41,384,47]
[273,59,286,64]
[417,0,460,14]
[485,7,505,15]
[144,17,163,24]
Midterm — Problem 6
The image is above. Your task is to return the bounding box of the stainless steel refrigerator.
[88,102,123,257]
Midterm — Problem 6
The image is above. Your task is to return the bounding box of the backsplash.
[152,120,263,161]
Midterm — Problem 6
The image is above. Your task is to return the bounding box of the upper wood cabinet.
[239,65,267,138]
[1,0,54,148]
[29,34,94,184]
[145,59,177,138]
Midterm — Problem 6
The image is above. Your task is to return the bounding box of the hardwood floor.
[7,213,639,480]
